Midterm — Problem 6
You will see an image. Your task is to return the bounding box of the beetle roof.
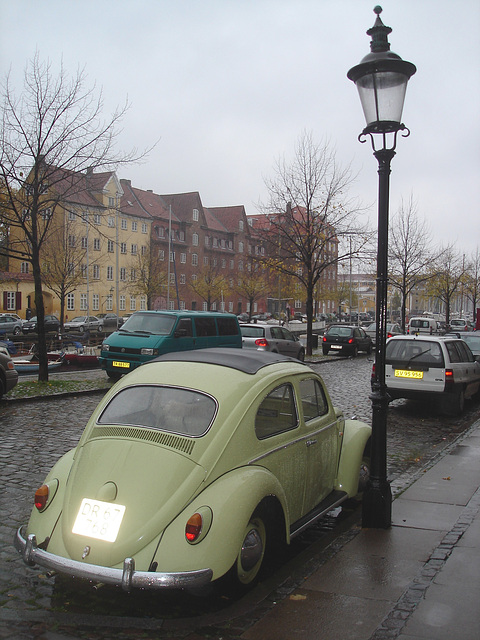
[148,348,305,374]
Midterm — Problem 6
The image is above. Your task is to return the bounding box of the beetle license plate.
[113,361,130,369]
[72,498,126,542]
[395,369,423,379]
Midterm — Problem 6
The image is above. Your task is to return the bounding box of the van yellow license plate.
[113,361,130,369]
[395,369,423,379]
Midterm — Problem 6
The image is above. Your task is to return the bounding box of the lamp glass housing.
[356,70,409,133]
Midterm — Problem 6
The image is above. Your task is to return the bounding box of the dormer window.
[193,208,199,221]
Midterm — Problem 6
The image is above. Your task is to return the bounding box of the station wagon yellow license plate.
[113,361,130,369]
[395,369,423,379]
[72,498,126,542]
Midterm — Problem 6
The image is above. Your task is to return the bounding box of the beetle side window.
[255,383,298,439]
[299,378,328,421]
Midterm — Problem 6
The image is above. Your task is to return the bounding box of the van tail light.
[255,338,269,347]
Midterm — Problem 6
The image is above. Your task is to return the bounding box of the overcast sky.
[1,0,479,257]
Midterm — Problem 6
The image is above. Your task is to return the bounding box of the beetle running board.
[289,490,348,539]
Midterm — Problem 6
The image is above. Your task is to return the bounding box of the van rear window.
[217,316,240,336]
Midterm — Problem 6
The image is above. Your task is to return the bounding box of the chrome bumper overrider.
[14,527,213,591]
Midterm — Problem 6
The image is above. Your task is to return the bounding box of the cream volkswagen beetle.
[15,349,371,591]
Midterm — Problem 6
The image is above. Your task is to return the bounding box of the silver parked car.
[64,315,102,333]
[0,314,23,336]
[240,324,305,361]
[364,322,403,345]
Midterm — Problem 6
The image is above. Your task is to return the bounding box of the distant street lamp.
[348,6,416,528]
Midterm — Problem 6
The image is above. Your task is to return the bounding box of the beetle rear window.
[97,385,217,437]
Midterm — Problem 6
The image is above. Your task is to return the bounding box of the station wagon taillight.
[445,369,453,378]
[255,338,269,348]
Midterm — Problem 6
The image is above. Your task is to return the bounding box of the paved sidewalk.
[241,421,480,640]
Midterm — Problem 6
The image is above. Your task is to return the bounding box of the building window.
[92,294,99,311]
[68,211,75,221]
[120,268,126,281]
[131,244,137,255]
[130,296,136,311]
[230,259,234,269]
[158,249,165,260]
[239,220,244,231]
[205,236,210,247]
[120,218,127,230]
[142,223,148,234]
[140,295,147,310]
[192,233,199,246]
[239,242,244,253]
[93,238,100,251]
[193,208,199,221]
[203,256,209,266]
[109,197,115,207]
[202,301,208,311]
[106,295,113,311]
[68,235,76,247]
[108,216,115,227]
[119,295,126,311]
[157,226,164,238]
[130,268,136,280]
[192,253,198,266]
[141,245,146,255]
[107,266,113,280]
[81,236,88,249]
[93,214,101,225]
[179,230,185,241]
[80,293,87,311]
[180,273,186,285]
[21,262,29,273]
[121,242,127,254]
[180,252,186,263]
[107,240,114,252]
[93,264,100,279]
[5,292,16,310]
[67,293,75,311]
[132,221,137,232]
[169,273,175,284]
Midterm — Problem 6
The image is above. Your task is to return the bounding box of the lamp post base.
[362,480,392,529]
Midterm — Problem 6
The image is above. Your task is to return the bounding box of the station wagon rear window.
[386,340,445,368]
[98,385,217,437]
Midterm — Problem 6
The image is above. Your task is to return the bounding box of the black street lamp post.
[348,6,416,528]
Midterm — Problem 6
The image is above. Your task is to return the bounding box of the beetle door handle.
[306,439,317,447]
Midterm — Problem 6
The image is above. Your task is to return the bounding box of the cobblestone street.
[1,355,479,638]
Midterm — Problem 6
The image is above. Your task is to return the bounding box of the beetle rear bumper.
[14,527,213,591]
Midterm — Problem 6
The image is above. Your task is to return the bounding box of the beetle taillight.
[34,485,49,511]
[185,513,203,542]
[255,338,269,347]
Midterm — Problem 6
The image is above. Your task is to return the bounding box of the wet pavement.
[1,355,480,638]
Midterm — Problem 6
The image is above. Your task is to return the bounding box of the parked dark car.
[322,325,373,357]
[96,313,124,331]
[364,322,403,346]
[22,315,60,334]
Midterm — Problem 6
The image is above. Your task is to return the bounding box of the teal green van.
[99,311,242,379]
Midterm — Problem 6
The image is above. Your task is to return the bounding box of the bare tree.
[427,246,466,325]
[128,244,168,310]
[233,262,269,319]
[258,131,369,354]
[0,53,144,380]
[464,248,480,324]
[388,195,439,331]
[188,263,229,311]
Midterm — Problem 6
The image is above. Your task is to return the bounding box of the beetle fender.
[26,448,76,544]
[335,419,371,497]
[151,465,288,581]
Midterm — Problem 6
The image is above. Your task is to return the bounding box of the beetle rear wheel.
[226,510,267,590]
